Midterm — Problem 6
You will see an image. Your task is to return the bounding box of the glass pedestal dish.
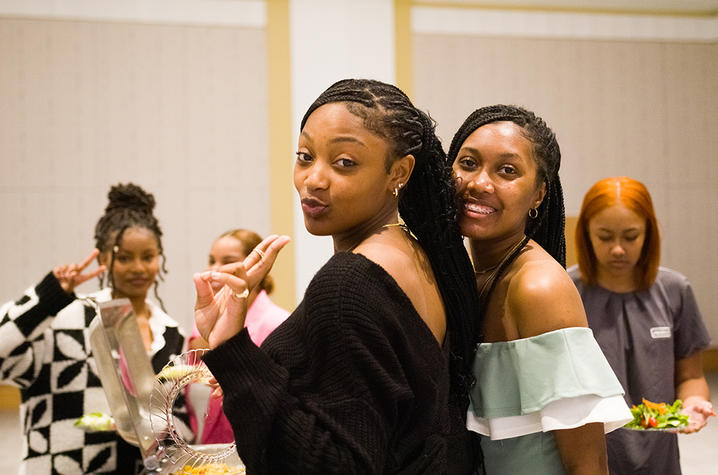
[88,298,244,474]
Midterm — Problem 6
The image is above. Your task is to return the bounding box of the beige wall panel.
[414,34,718,342]
[0,18,270,334]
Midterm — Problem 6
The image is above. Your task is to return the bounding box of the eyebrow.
[597,227,640,232]
[329,136,366,147]
[458,147,522,160]
[300,131,367,148]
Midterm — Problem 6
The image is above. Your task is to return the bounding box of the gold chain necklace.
[347,222,412,253]
[474,263,500,276]
[382,222,408,231]
[382,221,418,241]
[475,235,528,301]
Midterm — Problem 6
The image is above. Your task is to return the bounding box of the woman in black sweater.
[194,79,480,474]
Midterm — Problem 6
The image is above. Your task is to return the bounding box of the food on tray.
[171,463,245,475]
[74,412,115,432]
[624,398,689,430]
[157,364,211,383]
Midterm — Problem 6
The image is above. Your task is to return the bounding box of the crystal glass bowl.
[150,349,244,474]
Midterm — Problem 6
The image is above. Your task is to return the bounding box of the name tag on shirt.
[650,326,672,339]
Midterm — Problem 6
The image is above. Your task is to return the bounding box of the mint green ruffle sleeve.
[471,327,625,418]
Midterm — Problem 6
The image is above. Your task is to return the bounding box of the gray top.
[569,265,711,475]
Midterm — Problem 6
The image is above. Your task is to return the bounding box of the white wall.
[289,0,396,298]
[0,3,269,335]
[412,5,718,342]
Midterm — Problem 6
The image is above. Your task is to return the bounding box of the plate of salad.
[624,398,689,431]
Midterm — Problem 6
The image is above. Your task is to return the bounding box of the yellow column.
[267,0,296,310]
[394,0,414,99]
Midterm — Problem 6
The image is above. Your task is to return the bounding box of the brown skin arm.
[676,352,714,433]
[507,257,609,474]
[553,423,608,475]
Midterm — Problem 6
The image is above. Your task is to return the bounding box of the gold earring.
[528,207,538,219]
[393,183,403,198]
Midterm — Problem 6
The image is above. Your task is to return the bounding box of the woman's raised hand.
[194,235,290,349]
[52,248,107,294]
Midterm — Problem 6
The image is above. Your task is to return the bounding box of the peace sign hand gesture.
[193,234,290,349]
[53,249,107,294]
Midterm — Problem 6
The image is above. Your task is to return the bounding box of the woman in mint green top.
[448,105,631,474]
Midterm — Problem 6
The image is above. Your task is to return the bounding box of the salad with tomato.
[625,398,689,430]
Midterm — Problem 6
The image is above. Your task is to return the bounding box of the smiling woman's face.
[293,102,395,238]
[100,226,160,300]
[587,204,646,281]
[452,121,545,243]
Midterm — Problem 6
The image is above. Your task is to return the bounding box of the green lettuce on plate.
[625,398,689,430]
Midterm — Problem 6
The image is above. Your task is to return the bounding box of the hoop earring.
[393,183,403,198]
[528,207,538,219]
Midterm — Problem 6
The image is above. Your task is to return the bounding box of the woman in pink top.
[188,229,290,443]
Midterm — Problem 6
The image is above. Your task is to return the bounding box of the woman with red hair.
[570,176,714,474]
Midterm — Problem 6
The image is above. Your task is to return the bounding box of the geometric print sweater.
[0,273,187,474]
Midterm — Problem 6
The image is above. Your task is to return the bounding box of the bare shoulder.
[506,242,587,339]
[354,236,445,341]
[354,239,418,284]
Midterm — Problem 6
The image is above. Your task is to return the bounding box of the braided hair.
[301,79,480,391]
[94,183,168,311]
[447,104,566,267]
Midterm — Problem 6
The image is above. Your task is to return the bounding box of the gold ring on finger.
[232,289,249,300]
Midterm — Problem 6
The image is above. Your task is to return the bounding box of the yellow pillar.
[267,0,296,310]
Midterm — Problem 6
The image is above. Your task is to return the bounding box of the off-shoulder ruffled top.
[467,327,632,474]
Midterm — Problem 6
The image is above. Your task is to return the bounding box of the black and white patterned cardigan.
[0,273,187,474]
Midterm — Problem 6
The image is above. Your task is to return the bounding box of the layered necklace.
[474,235,529,303]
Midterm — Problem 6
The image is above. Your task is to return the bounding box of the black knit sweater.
[204,252,451,474]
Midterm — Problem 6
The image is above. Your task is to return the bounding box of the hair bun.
[105,183,156,214]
